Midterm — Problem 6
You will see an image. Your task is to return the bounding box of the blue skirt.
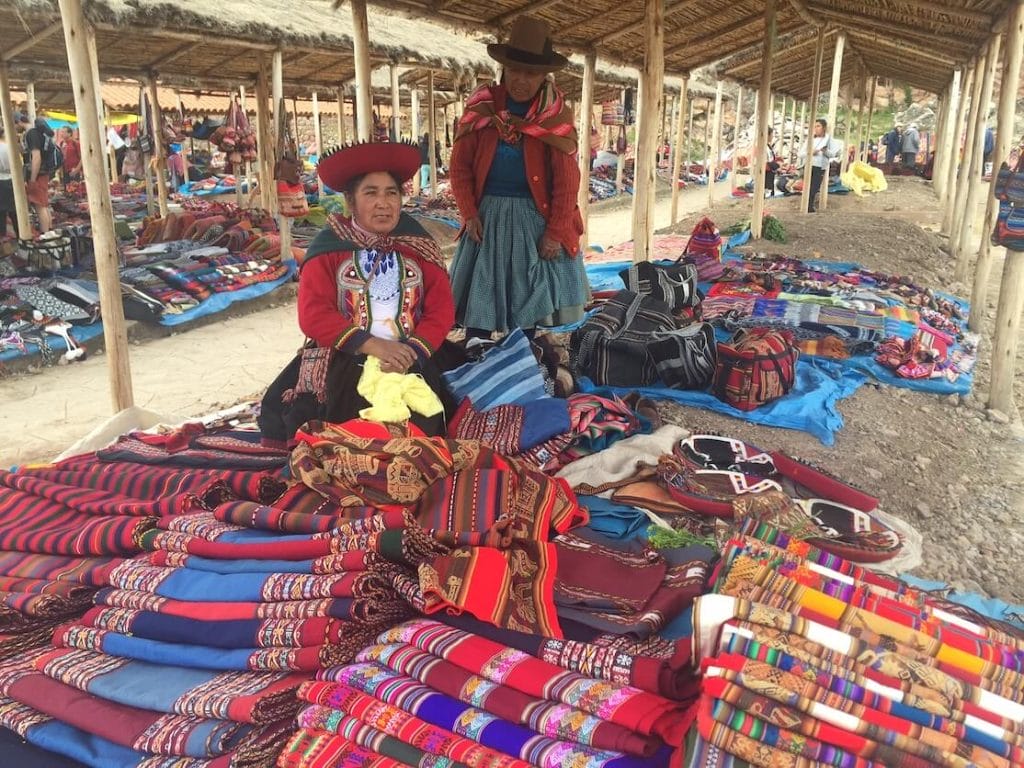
[449,195,589,332]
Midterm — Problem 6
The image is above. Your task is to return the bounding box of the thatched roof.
[2,0,493,97]
[340,0,1013,98]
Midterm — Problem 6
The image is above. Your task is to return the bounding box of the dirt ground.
[0,177,1020,600]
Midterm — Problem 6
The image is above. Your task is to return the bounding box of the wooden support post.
[943,63,975,234]
[427,70,437,197]
[733,85,744,162]
[684,95,694,180]
[787,98,797,163]
[670,73,689,225]
[707,81,723,211]
[272,49,291,263]
[936,72,961,202]
[801,30,826,214]
[145,78,169,217]
[336,86,347,145]
[987,0,1024,412]
[25,82,36,121]
[631,0,664,263]
[955,35,1001,280]
[255,62,273,211]
[821,31,845,211]
[578,50,596,248]
[750,0,776,238]
[239,85,252,203]
[796,101,806,163]
[702,100,710,174]
[864,76,877,163]
[932,85,949,195]
[105,104,118,187]
[312,90,324,198]
[974,8,1024,337]
[411,87,421,196]
[616,88,627,193]
[389,63,401,142]
[839,95,854,177]
[351,0,372,141]
[0,65,32,238]
[57,0,133,411]
[950,53,986,253]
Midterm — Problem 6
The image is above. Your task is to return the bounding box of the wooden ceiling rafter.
[668,17,805,71]
[590,0,702,46]
[808,6,981,52]
[721,31,823,75]
[842,28,958,67]
[1,19,62,62]
[146,41,204,72]
[812,0,992,33]
[663,10,766,57]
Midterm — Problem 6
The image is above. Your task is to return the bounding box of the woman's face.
[350,171,402,234]
[504,66,546,103]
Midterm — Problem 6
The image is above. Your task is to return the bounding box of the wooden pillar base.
[988,250,1024,414]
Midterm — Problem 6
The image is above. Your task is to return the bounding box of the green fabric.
[449,195,588,332]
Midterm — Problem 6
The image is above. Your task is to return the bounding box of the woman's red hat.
[317,140,420,192]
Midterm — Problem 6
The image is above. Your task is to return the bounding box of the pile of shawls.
[278,618,692,768]
[681,522,1024,767]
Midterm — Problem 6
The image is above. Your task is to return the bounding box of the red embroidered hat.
[317,140,420,192]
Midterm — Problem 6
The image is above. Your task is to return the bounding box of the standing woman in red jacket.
[259,142,460,445]
[449,17,588,340]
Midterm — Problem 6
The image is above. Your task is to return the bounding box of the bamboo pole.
[801,30,826,214]
[932,84,949,194]
[273,49,291,263]
[974,21,1024,337]
[631,0,664,263]
[0,65,32,238]
[578,50,596,248]
[427,70,437,197]
[988,0,1024,414]
[85,23,113,185]
[411,87,421,196]
[943,62,975,234]
[750,0,777,238]
[57,0,133,411]
[670,73,689,225]
[707,80,723,211]
[312,90,324,198]
[145,81,169,216]
[820,31,845,211]
[733,85,744,164]
[350,0,373,141]
[955,35,1001,280]
[950,51,987,252]
[389,63,401,142]
[615,88,627,193]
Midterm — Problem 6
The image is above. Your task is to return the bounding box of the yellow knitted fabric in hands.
[356,356,443,423]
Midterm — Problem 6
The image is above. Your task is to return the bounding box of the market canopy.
[2,0,494,96]
[347,0,1011,98]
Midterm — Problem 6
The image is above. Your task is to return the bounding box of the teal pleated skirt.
[449,195,589,332]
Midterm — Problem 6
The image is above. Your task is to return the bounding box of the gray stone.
[914,455,932,469]
[915,502,933,519]
[864,467,883,481]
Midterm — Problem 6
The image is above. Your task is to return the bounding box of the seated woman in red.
[260,141,460,445]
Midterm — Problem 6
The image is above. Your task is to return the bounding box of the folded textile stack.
[681,524,1024,767]
[277,618,692,768]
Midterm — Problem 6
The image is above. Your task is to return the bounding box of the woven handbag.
[618,261,700,312]
[712,328,799,411]
[994,146,1024,205]
[572,290,677,386]
[648,321,717,390]
[683,217,723,260]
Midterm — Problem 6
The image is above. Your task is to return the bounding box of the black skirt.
[258,341,466,445]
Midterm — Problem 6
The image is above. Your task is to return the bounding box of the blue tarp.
[581,356,866,446]
[177,179,253,197]
[158,261,296,327]
[0,321,106,363]
[899,574,1024,630]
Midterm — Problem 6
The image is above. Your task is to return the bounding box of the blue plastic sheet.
[159,262,295,327]
[0,321,106,363]
[581,356,866,446]
[899,574,1024,630]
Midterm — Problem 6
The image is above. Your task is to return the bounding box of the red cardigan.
[298,249,455,360]
[450,101,584,256]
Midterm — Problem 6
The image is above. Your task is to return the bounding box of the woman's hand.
[465,216,483,243]
[539,234,561,261]
[359,337,417,374]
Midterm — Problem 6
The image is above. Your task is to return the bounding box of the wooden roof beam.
[786,0,819,26]
[883,0,994,27]
[721,31,822,75]
[813,0,991,33]
[664,11,765,57]
[147,41,203,72]
[716,26,825,68]
[808,7,979,52]
[670,17,805,69]
[589,0,702,46]
[843,28,957,67]
[2,20,62,62]
[488,0,569,28]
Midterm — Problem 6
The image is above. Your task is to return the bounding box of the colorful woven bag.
[711,328,798,411]
[683,217,722,260]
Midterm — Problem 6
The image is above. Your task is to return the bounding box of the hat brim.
[487,43,568,73]
[318,142,420,193]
